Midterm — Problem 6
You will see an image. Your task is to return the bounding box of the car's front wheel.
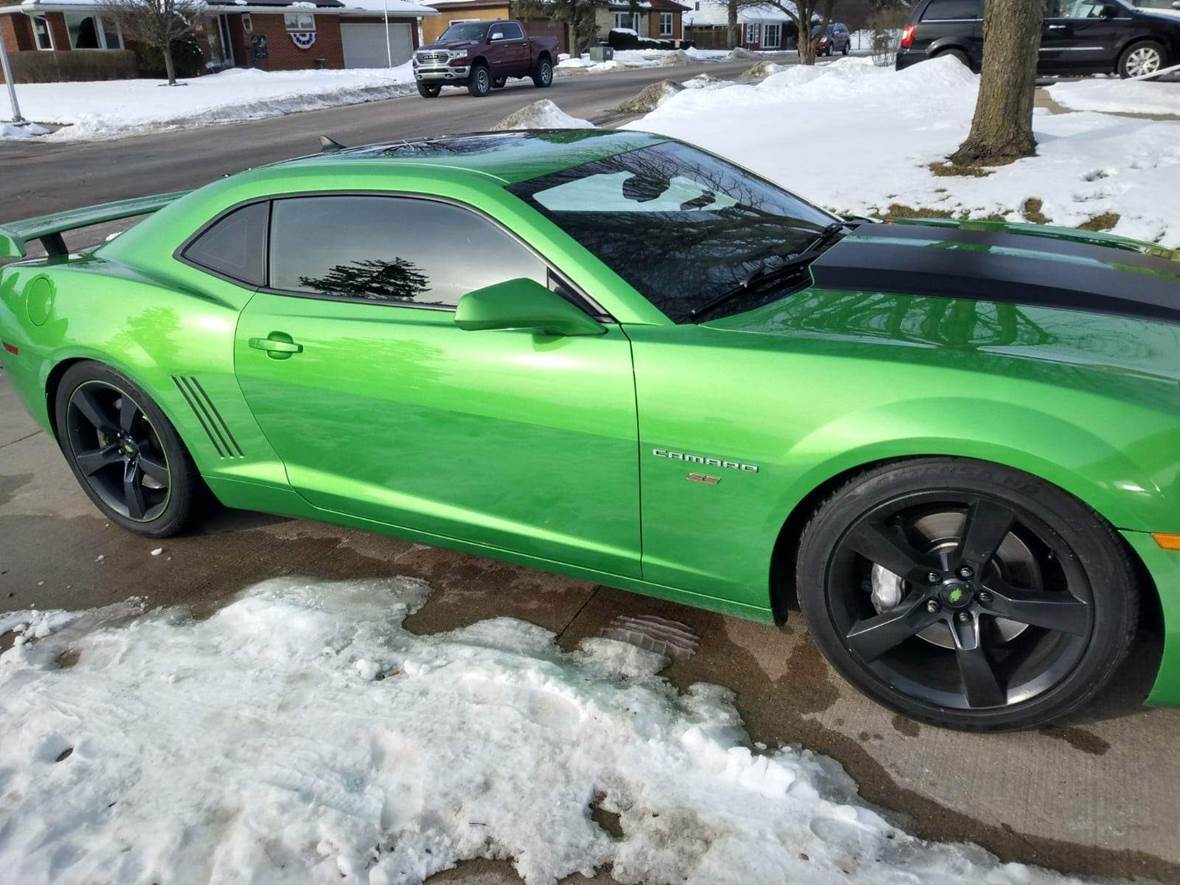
[54,361,204,538]
[796,458,1139,731]
[417,82,441,98]
[1119,40,1165,79]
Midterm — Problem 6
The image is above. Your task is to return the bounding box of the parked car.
[413,19,558,97]
[4,131,1180,732]
[896,0,1180,78]
[814,21,852,56]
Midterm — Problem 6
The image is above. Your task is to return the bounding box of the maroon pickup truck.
[413,20,559,98]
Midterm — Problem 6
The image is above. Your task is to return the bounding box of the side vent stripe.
[171,375,244,459]
[190,377,244,457]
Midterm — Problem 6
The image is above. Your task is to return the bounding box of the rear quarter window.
[181,202,269,287]
[922,0,984,20]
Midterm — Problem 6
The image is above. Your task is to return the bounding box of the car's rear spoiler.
[0,190,190,260]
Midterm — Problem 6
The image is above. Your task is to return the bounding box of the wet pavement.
[2,368,1178,883]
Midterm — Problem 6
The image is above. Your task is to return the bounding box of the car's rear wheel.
[796,458,1139,731]
[55,361,203,538]
[468,64,492,97]
[1119,40,1165,79]
[417,83,441,98]
[936,48,971,69]
[532,57,553,88]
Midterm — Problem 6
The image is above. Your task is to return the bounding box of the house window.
[284,12,316,31]
[745,22,761,45]
[65,13,124,50]
[32,14,54,50]
[659,12,673,36]
[613,11,639,32]
[763,22,780,48]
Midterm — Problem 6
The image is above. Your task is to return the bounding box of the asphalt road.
[0,60,757,224]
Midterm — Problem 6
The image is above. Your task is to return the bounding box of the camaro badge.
[652,448,759,473]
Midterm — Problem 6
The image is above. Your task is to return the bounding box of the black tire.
[492,75,507,89]
[937,48,971,69]
[531,56,553,88]
[842,43,849,56]
[1119,40,1166,79]
[796,458,1139,731]
[468,64,492,97]
[417,82,441,98]
[54,361,204,538]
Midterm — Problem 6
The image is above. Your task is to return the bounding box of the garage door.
[341,23,414,68]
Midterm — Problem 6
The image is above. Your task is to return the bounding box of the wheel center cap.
[122,441,137,457]
[940,580,974,609]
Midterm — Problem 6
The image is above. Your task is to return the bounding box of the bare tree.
[950,0,1045,166]
[738,0,834,64]
[728,0,740,49]
[100,0,203,85]
[513,0,604,55]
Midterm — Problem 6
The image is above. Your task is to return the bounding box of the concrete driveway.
[2,366,1178,883]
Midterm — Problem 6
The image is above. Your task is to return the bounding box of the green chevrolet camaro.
[3,130,1179,731]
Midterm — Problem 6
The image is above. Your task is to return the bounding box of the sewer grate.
[600,614,700,661]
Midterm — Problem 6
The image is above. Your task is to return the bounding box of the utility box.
[589,45,614,62]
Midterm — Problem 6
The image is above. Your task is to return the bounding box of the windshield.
[439,22,487,41]
[509,141,837,322]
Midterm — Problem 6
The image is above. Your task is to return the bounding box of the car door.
[1042,0,1127,72]
[488,22,529,75]
[233,193,642,577]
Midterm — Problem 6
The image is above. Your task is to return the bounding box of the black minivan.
[895,0,1180,78]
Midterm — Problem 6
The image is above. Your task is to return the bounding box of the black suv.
[896,0,1180,78]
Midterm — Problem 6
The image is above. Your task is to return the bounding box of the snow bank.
[558,47,727,74]
[1048,78,1180,117]
[0,577,1095,884]
[629,56,1180,246]
[491,99,593,130]
[0,120,50,139]
[0,65,417,142]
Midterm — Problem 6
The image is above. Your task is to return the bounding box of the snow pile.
[0,120,50,140]
[0,577,1097,885]
[618,79,684,114]
[1048,78,1180,117]
[629,55,1180,246]
[491,99,593,130]
[558,47,727,73]
[0,65,417,142]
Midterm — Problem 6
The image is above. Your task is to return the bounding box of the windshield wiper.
[688,221,853,322]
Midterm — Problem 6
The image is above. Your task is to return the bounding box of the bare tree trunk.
[163,40,177,85]
[727,0,739,50]
[950,0,1043,166]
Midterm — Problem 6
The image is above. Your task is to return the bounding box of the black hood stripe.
[812,224,1180,324]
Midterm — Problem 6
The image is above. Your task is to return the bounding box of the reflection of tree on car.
[298,258,430,304]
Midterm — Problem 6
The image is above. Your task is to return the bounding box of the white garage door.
[341,22,414,68]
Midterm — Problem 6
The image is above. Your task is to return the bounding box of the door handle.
[249,332,303,360]
[1047,24,1067,29]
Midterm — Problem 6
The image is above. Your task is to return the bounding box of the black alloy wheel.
[797,459,1139,731]
[55,362,204,537]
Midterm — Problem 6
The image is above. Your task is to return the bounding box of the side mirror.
[455,278,605,337]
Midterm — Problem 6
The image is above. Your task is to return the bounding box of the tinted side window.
[268,195,547,307]
[922,0,983,20]
[501,22,524,39]
[183,202,268,286]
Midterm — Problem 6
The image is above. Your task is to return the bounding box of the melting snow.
[627,56,1180,246]
[0,577,1095,884]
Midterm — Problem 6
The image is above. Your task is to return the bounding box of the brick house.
[419,0,567,53]
[597,0,690,43]
[1,0,438,81]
